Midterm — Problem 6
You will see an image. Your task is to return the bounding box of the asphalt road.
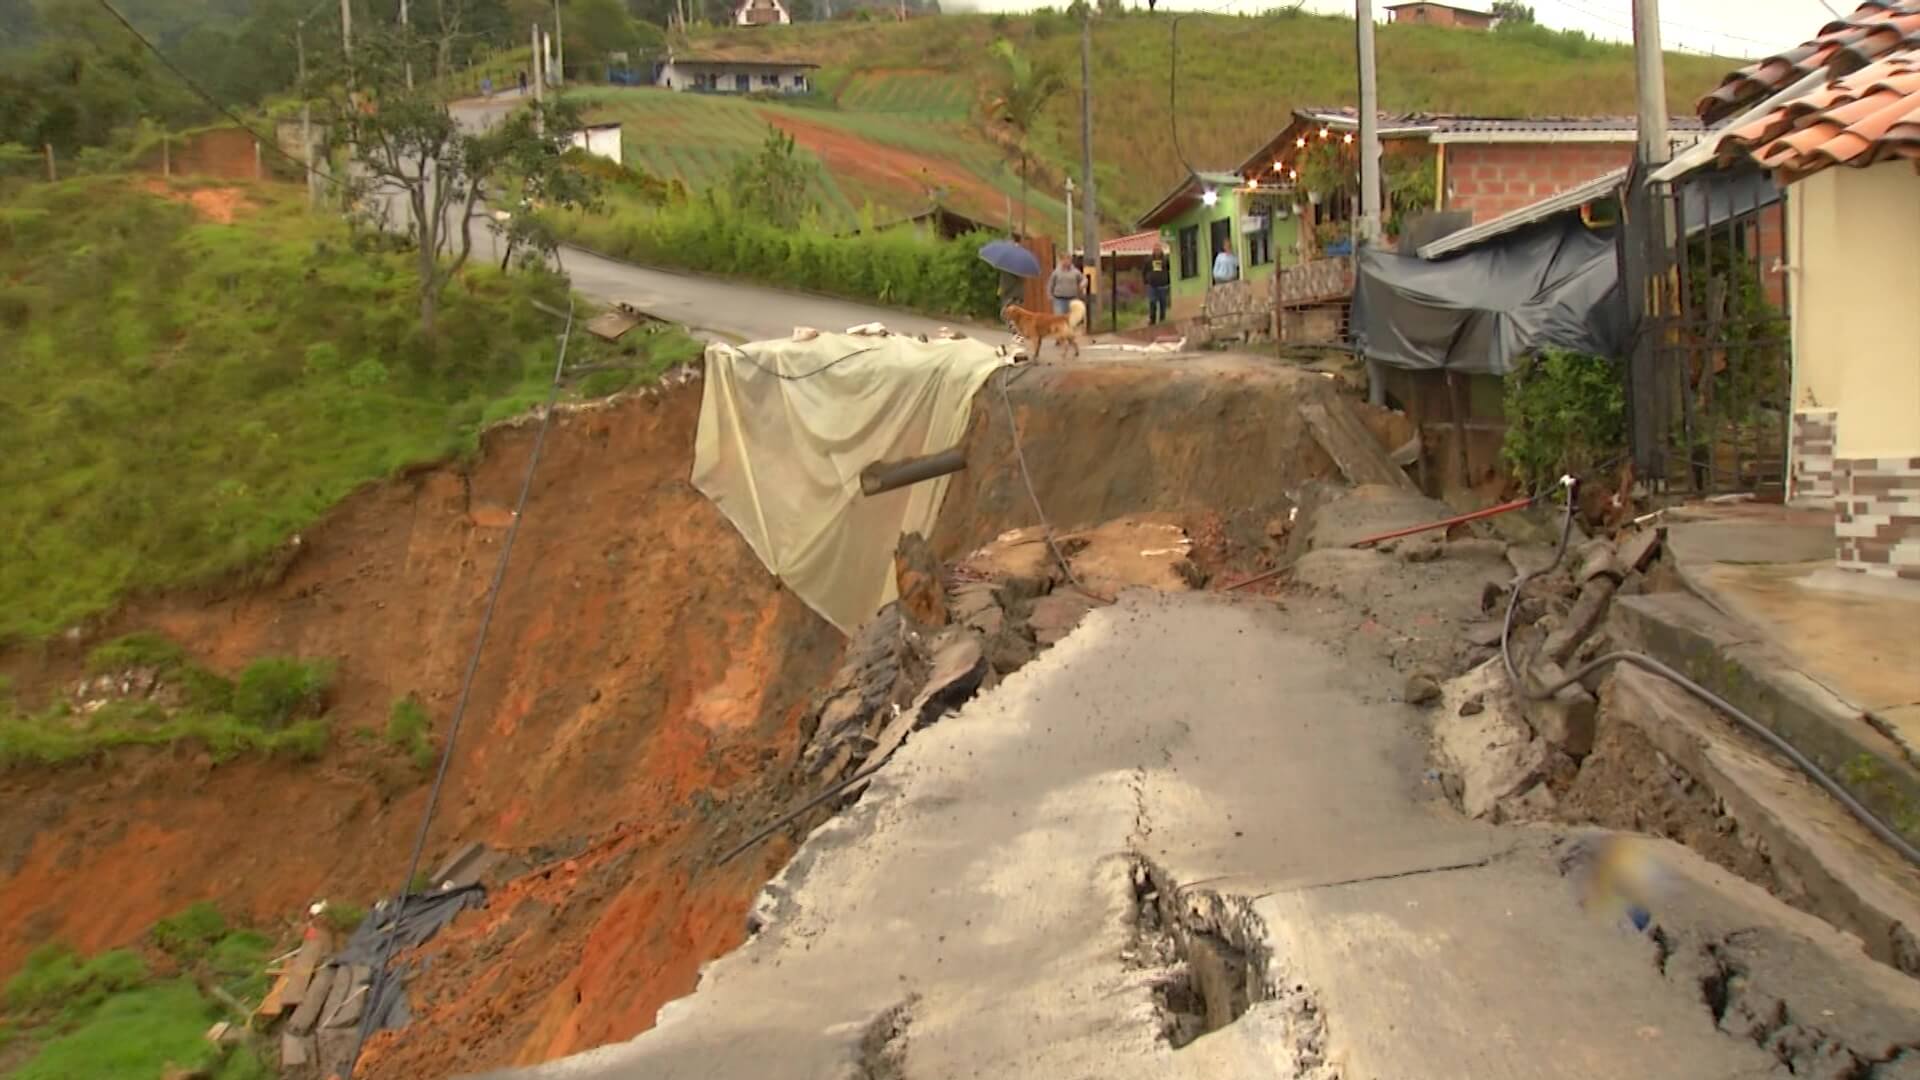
[476,591,1920,1080]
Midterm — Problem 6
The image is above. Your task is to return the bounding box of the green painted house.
[1134,170,1301,322]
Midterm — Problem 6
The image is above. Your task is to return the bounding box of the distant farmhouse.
[1384,2,1495,29]
[734,0,791,26]
[655,53,818,94]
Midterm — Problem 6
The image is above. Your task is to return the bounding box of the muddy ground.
[0,355,1360,1077]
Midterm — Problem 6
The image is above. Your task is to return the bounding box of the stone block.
[1523,659,1597,757]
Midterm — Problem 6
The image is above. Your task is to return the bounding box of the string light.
[1319,127,1331,139]
[1343,132,1354,144]
[1202,188,1219,207]
[1296,136,1307,148]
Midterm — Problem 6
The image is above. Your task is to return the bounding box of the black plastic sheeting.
[341,885,486,1035]
[1351,216,1631,375]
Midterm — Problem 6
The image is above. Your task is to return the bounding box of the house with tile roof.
[1131,107,1696,338]
[1704,0,1920,580]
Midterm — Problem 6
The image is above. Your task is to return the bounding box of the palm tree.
[986,39,1066,238]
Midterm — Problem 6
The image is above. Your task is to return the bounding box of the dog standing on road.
[1002,299,1086,362]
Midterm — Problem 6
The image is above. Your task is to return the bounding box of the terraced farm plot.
[833,70,973,117]
[567,88,857,221]
[570,86,1068,234]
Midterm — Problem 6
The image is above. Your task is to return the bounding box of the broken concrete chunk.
[1542,577,1619,665]
[984,629,1035,675]
[894,532,948,628]
[1404,673,1442,706]
[1435,664,1548,819]
[910,631,988,726]
[1616,527,1664,574]
[1028,588,1100,646]
[964,604,1006,637]
[1523,659,1598,757]
[280,1031,315,1068]
[1497,782,1558,823]
[1577,544,1624,584]
[947,582,999,624]
[1463,621,1506,648]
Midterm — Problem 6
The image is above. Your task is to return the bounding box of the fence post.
[162,135,171,178]
[43,143,55,182]
[254,139,264,180]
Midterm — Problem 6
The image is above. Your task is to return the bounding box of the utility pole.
[1064,176,1075,258]
[1078,8,1098,315]
[1355,0,1381,245]
[298,22,317,209]
[1356,0,1385,405]
[532,23,545,123]
[340,0,352,59]
[1624,0,1672,478]
[400,0,413,89]
[553,0,565,86]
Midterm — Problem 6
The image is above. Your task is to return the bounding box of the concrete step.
[1610,591,1920,850]
[1603,663,1920,975]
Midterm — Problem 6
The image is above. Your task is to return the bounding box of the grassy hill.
[0,177,696,642]
[567,84,1073,235]
[667,10,1738,224]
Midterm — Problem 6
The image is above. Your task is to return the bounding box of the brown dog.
[1002,299,1086,361]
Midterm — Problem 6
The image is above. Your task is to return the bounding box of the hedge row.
[563,199,1002,320]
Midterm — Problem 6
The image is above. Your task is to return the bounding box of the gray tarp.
[1351,216,1630,375]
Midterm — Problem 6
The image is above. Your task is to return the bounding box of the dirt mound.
[139,178,255,223]
[0,380,845,1071]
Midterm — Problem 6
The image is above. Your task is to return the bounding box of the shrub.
[1501,348,1625,493]
[385,695,436,770]
[151,902,228,962]
[85,632,187,675]
[4,944,148,1015]
[231,657,333,729]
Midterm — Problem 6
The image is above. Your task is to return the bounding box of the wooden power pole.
[1624,0,1672,479]
[1079,9,1098,312]
[1356,0,1385,404]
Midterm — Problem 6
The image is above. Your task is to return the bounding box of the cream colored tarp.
[693,333,1009,636]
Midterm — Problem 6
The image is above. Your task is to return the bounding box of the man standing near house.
[1047,254,1084,316]
[1212,236,1240,283]
[1144,243,1172,324]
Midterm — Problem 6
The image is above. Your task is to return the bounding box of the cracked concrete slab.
[477,593,1920,1080]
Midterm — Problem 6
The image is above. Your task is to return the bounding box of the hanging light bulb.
[1296,136,1307,148]
[1320,127,1331,139]
[1247,176,1258,189]
[1272,161,1283,172]
[1289,168,1298,181]
[1343,132,1354,144]
[1201,188,1219,207]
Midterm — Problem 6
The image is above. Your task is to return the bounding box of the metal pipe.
[859,446,966,496]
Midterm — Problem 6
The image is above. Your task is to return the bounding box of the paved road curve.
[476,591,1920,1080]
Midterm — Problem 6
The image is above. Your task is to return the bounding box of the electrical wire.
[997,366,1084,592]
[1500,479,1920,869]
[92,0,349,189]
[344,298,577,1078]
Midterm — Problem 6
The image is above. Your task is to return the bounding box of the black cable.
[344,298,577,1078]
[1499,480,1920,868]
[93,0,349,189]
[732,344,881,381]
[997,366,1083,592]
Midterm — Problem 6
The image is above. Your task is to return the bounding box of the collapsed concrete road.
[478,591,1920,1080]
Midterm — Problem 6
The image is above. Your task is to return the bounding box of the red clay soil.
[759,110,1036,229]
[0,381,845,1075]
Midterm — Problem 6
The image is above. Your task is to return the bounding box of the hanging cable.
[344,298,576,1078]
[93,0,349,189]
[997,366,1083,592]
[1501,478,1920,868]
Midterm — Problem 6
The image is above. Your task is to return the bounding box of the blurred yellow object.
[1563,835,1666,930]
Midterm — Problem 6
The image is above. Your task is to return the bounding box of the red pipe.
[1222,496,1536,592]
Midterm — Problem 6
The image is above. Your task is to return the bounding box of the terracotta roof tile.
[1697,0,1920,124]
[1718,53,1920,179]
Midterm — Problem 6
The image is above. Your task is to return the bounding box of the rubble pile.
[1432,523,1669,823]
[794,516,1201,815]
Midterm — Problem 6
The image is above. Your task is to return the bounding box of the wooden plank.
[286,964,338,1036]
[281,1031,315,1069]
[278,927,333,1010]
[1301,398,1419,494]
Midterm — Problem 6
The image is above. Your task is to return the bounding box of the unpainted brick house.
[1384,2,1495,30]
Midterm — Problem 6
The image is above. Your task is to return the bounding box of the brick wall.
[1834,457,1920,579]
[1790,408,1837,507]
[1444,142,1632,221]
[1390,4,1493,29]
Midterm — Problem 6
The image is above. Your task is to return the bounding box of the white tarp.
[693,332,1009,636]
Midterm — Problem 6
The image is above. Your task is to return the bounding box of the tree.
[730,125,820,228]
[985,38,1064,238]
[566,0,662,72]
[313,28,598,336]
[1490,1,1535,25]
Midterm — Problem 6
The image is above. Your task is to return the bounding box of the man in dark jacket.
[1144,244,1172,325]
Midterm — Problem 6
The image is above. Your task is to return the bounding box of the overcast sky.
[956,0,1838,58]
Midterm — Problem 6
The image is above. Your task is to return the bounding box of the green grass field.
[682,11,1740,221]
[0,177,695,643]
[570,85,1071,234]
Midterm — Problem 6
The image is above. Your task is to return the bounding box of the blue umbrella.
[979,238,1042,279]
